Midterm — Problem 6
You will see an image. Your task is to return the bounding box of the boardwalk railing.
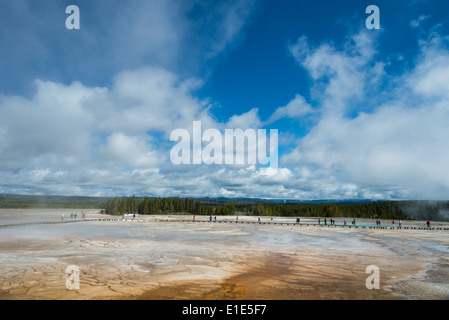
[82,218,449,231]
[2,217,448,231]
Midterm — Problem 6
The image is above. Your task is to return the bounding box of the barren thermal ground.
[1,209,448,300]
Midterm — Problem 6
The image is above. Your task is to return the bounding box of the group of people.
[318,218,337,225]
[191,215,433,228]
[342,219,357,226]
[61,212,86,221]
[375,219,403,227]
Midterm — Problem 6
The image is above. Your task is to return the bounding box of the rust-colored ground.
[1,210,448,300]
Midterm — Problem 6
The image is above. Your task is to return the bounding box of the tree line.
[103,196,449,221]
[103,196,237,216]
[242,200,449,220]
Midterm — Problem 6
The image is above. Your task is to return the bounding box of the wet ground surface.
[0,209,448,300]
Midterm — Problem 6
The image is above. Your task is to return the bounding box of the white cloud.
[282,29,449,200]
[0,64,293,198]
[0,80,101,171]
[289,31,380,117]
[408,45,449,99]
[226,108,261,129]
[0,66,214,173]
[93,66,210,135]
[265,94,315,124]
[98,133,164,168]
[202,0,257,59]
[410,15,431,28]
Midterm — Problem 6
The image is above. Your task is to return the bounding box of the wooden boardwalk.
[2,216,447,231]
[83,218,449,231]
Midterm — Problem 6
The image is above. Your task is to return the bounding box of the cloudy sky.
[1,0,449,200]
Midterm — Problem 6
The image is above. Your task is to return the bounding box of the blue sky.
[1,0,449,200]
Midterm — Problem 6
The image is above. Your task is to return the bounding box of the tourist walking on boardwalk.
[324,218,327,225]
[399,220,402,227]
[318,218,321,225]
[344,219,347,226]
